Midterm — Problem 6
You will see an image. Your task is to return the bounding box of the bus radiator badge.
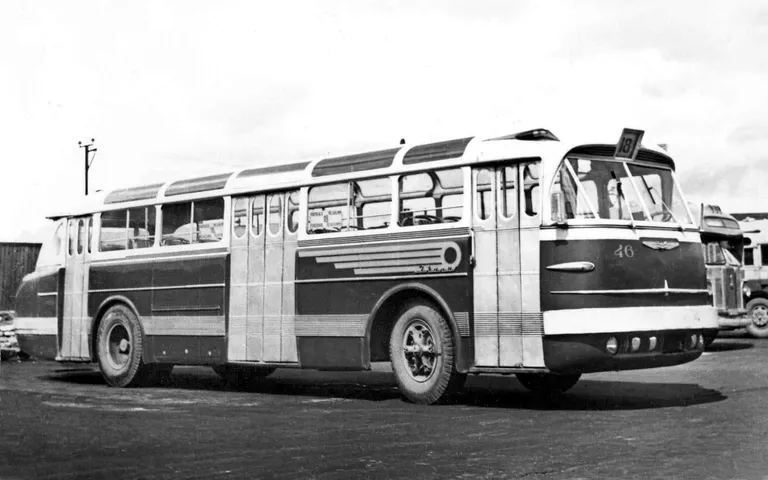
[642,240,679,251]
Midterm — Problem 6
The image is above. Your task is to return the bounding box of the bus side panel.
[88,251,228,365]
[295,235,472,370]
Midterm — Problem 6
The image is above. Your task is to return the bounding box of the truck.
[690,203,749,345]
[733,214,768,338]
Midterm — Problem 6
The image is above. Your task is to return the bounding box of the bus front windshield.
[551,157,693,226]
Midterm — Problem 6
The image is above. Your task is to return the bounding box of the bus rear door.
[59,216,91,361]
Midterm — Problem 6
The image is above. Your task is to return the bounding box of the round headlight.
[606,336,618,355]
[648,336,658,351]
[686,333,698,350]
[743,284,751,297]
[630,337,641,352]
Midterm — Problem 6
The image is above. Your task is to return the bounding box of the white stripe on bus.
[543,305,718,335]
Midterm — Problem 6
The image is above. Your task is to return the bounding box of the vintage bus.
[736,215,768,338]
[14,127,717,404]
[688,202,749,345]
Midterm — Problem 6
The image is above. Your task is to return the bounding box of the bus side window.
[100,210,129,251]
[307,183,349,234]
[268,195,283,235]
[251,196,265,237]
[286,191,300,234]
[744,247,754,266]
[353,178,391,230]
[128,206,156,249]
[523,163,540,217]
[232,197,247,238]
[87,217,93,253]
[193,198,224,243]
[77,219,85,255]
[400,168,463,226]
[68,219,77,256]
[761,244,768,266]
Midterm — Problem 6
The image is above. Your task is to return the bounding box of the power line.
[78,139,97,195]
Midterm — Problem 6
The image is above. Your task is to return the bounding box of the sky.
[1,0,767,242]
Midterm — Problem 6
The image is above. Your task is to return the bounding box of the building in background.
[0,242,42,311]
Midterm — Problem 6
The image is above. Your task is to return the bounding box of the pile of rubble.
[0,311,20,360]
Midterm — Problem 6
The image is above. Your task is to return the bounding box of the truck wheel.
[96,305,151,387]
[213,365,275,387]
[746,298,768,338]
[516,373,581,395]
[389,302,465,404]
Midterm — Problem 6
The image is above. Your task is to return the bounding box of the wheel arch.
[365,282,466,373]
[89,295,145,362]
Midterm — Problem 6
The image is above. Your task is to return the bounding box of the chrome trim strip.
[89,283,225,294]
[545,261,595,272]
[551,288,708,295]
[89,251,228,266]
[150,305,222,313]
[37,292,58,297]
[295,272,468,283]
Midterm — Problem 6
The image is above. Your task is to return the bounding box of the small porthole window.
[286,191,299,234]
[233,198,247,239]
[251,196,264,237]
[268,195,282,235]
[475,169,493,220]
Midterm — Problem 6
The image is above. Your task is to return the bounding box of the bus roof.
[688,202,744,239]
[47,127,675,219]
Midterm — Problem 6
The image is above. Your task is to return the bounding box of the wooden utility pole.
[78,139,97,195]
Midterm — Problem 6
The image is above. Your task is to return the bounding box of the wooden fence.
[0,243,41,311]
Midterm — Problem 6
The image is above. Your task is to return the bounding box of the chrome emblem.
[642,240,679,251]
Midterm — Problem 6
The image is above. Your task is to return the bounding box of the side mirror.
[551,192,567,226]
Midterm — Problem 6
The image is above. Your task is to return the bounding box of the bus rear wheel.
[516,373,581,395]
[389,302,465,404]
[96,305,152,388]
[746,298,768,338]
[213,365,276,387]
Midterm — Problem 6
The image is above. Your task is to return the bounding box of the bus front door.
[472,164,544,368]
[59,217,91,361]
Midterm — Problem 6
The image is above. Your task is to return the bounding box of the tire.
[213,365,275,387]
[702,331,718,347]
[96,304,152,387]
[516,373,581,395]
[746,298,768,338]
[389,302,466,404]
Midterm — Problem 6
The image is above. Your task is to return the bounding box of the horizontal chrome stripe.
[551,288,708,295]
[454,312,470,336]
[151,305,222,313]
[298,227,470,248]
[89,283,225,294]
[543,305,719,335]
[473,312,544,336]
[12,317,58,335]
[539,226,701,242]
[295,272,467,283]
[143,315,225,336]
[89,251,228,267]
[37,291,58,297]
[546,261,595,272]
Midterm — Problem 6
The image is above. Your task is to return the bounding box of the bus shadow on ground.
[45,367,727,411]
[705,341,755,352]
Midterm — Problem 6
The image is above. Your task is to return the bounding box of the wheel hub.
[753,306,768,327]
[402,320,438,383]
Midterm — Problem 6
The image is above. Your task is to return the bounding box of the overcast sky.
[2,0,767,242]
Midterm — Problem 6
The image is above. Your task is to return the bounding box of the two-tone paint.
[15,126,717,378]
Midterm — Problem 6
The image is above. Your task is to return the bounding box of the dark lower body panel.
[542,330,705,374]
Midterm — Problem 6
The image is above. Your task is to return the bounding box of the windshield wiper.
[611,170,636,229]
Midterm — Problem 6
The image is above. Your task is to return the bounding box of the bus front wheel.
[746,298,768,338]
[516,373,581,395]
[96,305,152,388]
[389,302,466,404]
